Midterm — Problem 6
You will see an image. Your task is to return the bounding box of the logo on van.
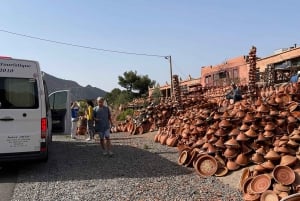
[0,63,31,68]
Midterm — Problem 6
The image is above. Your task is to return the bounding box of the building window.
[233,69,238,78]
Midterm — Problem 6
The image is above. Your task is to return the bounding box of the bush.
[117,108,134,121]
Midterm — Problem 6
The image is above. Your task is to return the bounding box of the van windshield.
[0,77,39,109]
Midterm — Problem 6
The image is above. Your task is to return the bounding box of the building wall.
[257,46,300,72]
[148,77,201,97]
[200,56,249,87]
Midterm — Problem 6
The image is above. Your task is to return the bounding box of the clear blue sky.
[1,0,299,92]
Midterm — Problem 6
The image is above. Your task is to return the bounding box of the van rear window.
[0,77,39,109]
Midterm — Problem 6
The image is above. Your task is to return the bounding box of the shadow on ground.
[0,136,192,183]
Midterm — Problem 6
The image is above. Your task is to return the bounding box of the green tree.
[134,75,156,96]
[118,71,139,92]
[118,70,156,96]
[105,89,135,108]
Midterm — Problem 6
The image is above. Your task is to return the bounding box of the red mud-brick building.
[149,44,300,98]
[200,56,249,87]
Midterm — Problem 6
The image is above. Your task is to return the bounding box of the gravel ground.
[11,132,243,201]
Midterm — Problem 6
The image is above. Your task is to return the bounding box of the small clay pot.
[226,158,240,171]
[264,149,281,161]
[235,153,249,166]
[223,147,238,159]
[251,152,265,164]
[224,137,240,148]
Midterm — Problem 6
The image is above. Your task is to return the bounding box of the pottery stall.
[151,81,300,200]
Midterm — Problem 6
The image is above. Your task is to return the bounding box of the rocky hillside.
[43,72,107,101]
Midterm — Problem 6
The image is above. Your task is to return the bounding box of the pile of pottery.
[151,82,300,200]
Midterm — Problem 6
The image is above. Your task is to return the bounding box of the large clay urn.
[159,133,168,145]
[154,128,162,143]
[166,134,178,147]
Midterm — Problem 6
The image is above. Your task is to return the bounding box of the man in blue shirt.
[94,97,113,156]
[225,83,242,103]
[71,102,79,139]
[290,71,300,83]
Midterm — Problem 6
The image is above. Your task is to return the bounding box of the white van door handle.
[0,117,14,121]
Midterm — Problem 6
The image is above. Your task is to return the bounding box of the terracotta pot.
[261,160,275,171]
[243,112,255,123]
[219,119,231,128]
[257,132,267,142]
[214,166,228,177]
[272,165,296,185]
[223,147,238,159]
[244,126,258,138]
[280,155,298,167]
[235,153,249,166]
[226,158,240,171]
[236,131,249,142]
[254,164,267,173]
[264,149,281,161]
[240,123,250,131]
[239,167,251,191]
[159,134,168,145]
[194,154,218,177]
[224,137,240,148]
[228,128,240,137]
[249,174,272,194]
[264,122,276,131]
[215,128,227,137]
[166,135,178,147]
[257,104,270,113]
[214,137,225,149]
[178,150,190,165]
[260,190,279,201]
[251,152,265,164]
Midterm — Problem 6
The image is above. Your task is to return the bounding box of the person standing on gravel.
[71,102,79,139]
[86,100,95,141]
[94,97,113,156]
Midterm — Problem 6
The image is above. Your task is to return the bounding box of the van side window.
[0,77,39,109]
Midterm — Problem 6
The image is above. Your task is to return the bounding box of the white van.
[0,57,52,162]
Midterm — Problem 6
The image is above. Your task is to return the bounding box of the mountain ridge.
[43,72,107,101]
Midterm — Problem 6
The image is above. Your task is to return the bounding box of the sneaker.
[103,151,108,156]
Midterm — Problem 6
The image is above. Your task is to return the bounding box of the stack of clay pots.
[248,46,257,97]
[150,81,300,200]
[172,75,182,109]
